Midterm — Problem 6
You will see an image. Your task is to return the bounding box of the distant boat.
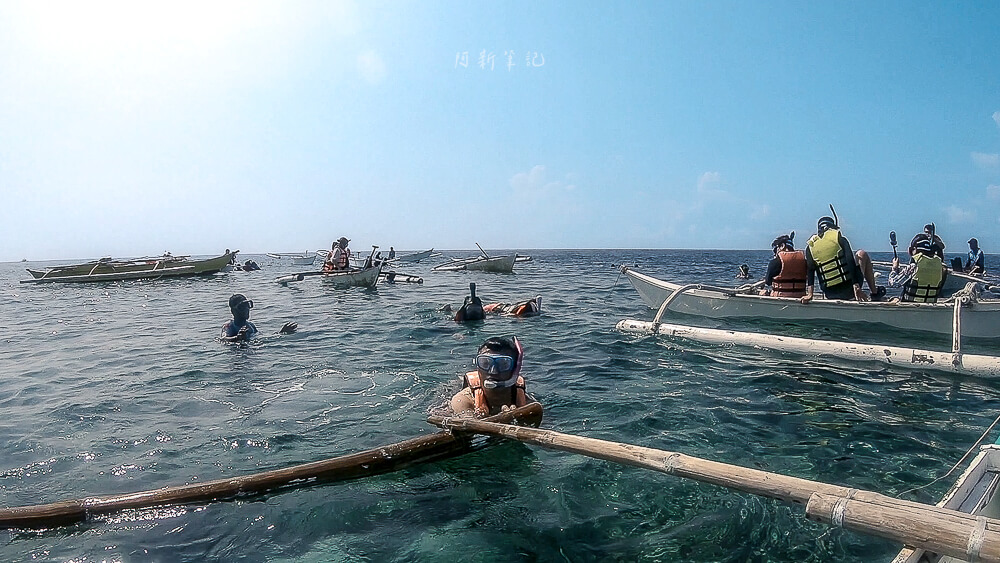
[267,252,317,266]
[274,264,383,288]
[22,251,236,284]
[432,254,516,273]
[391,248,434,263]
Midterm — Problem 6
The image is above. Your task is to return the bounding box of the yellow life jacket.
[807,229,852,288]
[902,254,944,303]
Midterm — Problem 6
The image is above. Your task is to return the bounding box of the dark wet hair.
[911,233,935,256]
[478,337,519,362]
[817,216,836,234]
[229,293,249,310]
[771,233,794,252]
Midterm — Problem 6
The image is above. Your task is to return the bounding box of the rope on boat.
[896,410,1000,499]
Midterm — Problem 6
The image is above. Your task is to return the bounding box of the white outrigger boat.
[391,248,435,263]
[433,254,517,273]
[274,264,382,288]
[892,437,1000,562]
[620,267,1000,340]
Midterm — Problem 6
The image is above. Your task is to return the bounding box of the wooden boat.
[274,264,382,288]
[892,438,1000,562]
[621,266,1000,340]
[267,252,317,266]
[432,254,516,273]
[392,248,434,263]
[0,403,543,530]
[22,251,236,284]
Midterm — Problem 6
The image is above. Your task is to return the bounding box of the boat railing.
[652,282,763,326]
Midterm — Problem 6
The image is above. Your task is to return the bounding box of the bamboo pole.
[427,416,1000,563]
[0,403,543,529]
[616,319,1000,378]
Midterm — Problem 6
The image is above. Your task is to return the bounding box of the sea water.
[2,249,999,562]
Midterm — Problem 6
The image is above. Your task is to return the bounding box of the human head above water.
[477,336,522,377]
[229,293,253,318]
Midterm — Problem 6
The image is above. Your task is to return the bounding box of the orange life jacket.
[464,371,527,417]
[772,250,807,297]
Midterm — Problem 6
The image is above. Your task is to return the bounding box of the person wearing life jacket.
[483,296,542,317]
[801,215,883,303]
[323,237,352,272]
[892,234,947,303]
[908,223,945,261]
[762,232,807,298]
[966,238,986,275]
[449,336,530,417]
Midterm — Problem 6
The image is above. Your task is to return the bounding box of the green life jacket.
[807,229,852,289]
[902,254,944,303]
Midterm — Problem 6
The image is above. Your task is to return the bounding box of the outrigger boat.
[0,403,542,529]
[433,254,517,273]
[267,252,317,266]
[391,248,435,263]
[275,264,382,288]
[892,436,1000,562]
[620,266,1000,340]
[22,251,236,284]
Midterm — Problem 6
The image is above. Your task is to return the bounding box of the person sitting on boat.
[735,264,751,279]
[801,216,883,303]
[762,232,807,298]
[323,237,351,272]
[889,234,948,303]
[965,238,986,275]
[221,293,297,343]
[483,296,542,317]
[450,336,530,417]
[453,282,486,322]
[908,224,945,261]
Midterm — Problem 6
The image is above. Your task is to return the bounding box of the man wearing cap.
[965,238,986,275]
[221,293,297,343]
[801,216,881,303]
[323,237,352,272]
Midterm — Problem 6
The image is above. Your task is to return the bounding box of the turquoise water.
[2,250,999,562]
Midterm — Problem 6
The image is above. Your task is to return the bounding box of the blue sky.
[1,1,999,261]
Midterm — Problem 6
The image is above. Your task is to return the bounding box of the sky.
[1,1,999,261]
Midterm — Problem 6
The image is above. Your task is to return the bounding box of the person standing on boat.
[450,336,530,417]
[965,238,986,275]
[800,216,882,303]
[762,233,807,298]
[221,293,297,343]
[388,247,396,260]
[323,237,352,272]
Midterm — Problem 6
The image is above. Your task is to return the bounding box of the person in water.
[483,296,542,317]
[762,232,807,298]
[966,238,986,275]
[323,237,351,272]
[801,215,883,303]
[735,264,751,279]
[889,234,948,303]
[221,293,297,343]
[453,282,486,322]
[450,336,530,417]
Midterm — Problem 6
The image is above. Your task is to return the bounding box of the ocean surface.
[2,249,1000,562]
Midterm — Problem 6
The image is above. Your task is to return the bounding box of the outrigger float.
[617,267,1000,378]
[0,403,542,529]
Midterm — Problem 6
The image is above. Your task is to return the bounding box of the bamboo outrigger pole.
[427,416,1000,563]
[0,404,543,530]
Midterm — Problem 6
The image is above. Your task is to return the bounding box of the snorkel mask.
[477,336,523,389]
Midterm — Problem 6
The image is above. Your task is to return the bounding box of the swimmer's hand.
[237,325,251,341]
[279,322,298,335]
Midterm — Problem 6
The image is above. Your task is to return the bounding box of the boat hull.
[322,264,382,288]
[393,248,434,263]
[22,252,235,284]
[433,255,516,273]
[622,267,1000,340]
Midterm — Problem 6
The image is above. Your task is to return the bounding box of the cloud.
[357,50,386,84]
[944,205,975,224]
[971,152,1000,168]
[509,165,574,196]
[750,204,770,220]
[994,111,1000,128]
[988,185,1000,200]
[697,171,723,194]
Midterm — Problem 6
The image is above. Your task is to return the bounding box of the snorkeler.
[449,336,530,417]
[221,293,297,343]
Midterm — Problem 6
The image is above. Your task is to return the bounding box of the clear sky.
[1,1,999,261]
